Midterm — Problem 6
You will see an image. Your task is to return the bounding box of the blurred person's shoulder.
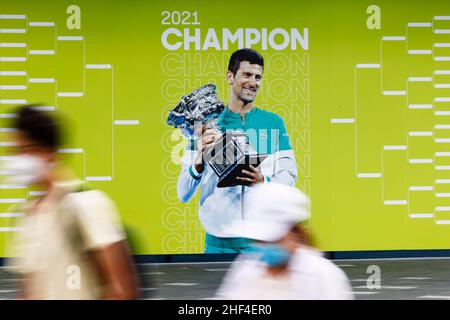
[215,252,267,299]
[59,183,126,249]
[291,246,349,279]
[62,188,121,221]
[58,180,116,209]
[290,247,353,299]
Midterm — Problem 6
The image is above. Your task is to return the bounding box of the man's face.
[227,61,263,105]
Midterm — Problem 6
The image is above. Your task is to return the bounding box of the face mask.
[250,244,291,267]
[1,154,50,185]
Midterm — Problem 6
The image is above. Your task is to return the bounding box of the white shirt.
[216,246,354,300]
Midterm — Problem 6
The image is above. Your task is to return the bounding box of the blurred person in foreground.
[3,105,139,299]
[216,183,353,300]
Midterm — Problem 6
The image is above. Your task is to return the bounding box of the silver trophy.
[166,84,224,138]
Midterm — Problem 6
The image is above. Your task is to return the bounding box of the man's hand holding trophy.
[167,84,266,188]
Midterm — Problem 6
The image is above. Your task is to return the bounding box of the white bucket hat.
[223,183,310,242]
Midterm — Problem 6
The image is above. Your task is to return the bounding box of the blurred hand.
[236,165,264,185]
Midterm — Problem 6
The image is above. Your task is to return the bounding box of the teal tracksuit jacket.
[177,106,297,252]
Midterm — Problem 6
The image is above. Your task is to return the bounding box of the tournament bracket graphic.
[0,4,143,252]
[327,4,450,250]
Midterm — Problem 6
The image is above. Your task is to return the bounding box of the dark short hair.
[228,48,264,75]
[13,105,61,151]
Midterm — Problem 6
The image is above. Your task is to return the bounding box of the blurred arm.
[177,141,203,203]
[90,241,139,300]
[70,191,140,299]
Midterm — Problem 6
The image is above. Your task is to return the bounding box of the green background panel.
[1,0,450,256]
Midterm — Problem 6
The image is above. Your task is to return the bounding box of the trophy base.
[216,154,268,188]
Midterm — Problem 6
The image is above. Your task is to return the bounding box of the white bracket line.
[382,36,406,41]
[434,43,450,48]
[0,113,17,118]
[114,120,140,125]
[28,22,55,27]
[383,91,407,96]
[408,22,432,27]
[435,84,450,88]
[57,148,84,153]
[0,29,26,34]
[434,30,450,34]
[57,36,83,41]
[434,16,450,20]
[435,97,450,102]
[0,57,26,62]
[409,186,433,191]
[29,78,55,83]
[409,159,433,164]
[384,200,408,205]
[0,213,25,218]
[436,193,450,198]
[0,71,26,76]
[383,145,407,150]
[0,42,26,47]
[409,214,434,218]
[0,99,27,104]
[357,173,382,178]
[0,85,26,90]
[408,77,432,82]
[28,50,55,55]
[434,56,450,61]
[57,92,83,97]
[408,104,432,109]
[0,184,26,189]
[0,15,26,20]
[0,199,26,204]
[330,118,354,123]
[86,64,112,69]
[410,214,434,218]
[408,50,432,55]
[32,106,55,111]
[408,131,433,136]
[86,176,112,181]
[356,64,380,69]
